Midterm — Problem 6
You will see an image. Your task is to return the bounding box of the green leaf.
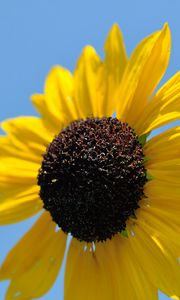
[121,229,128,238]
[143,156,150,163]
[138,132,151,147]
[146,172,155,181]
[131,211,137,219]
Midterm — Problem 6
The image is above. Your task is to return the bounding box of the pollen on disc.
[38,117,147,243]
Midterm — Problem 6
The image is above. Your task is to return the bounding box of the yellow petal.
[145,179,179,202]
[98,24,127,116]
[128,219,180,297]
[140,206,180,256]
[2,213,67,300]
[145,127,180,183]
[0,136,41,163]
[31,94,59,133]
[135,71,180,135]
[0,116,51,191]
[145,126,180,164]
[0,157,39,189]
[0,212,52,280]
[1,116,52,155]
[148,159,180,170]
[74,46,101,118]
[0,185,42,224]
[144,205,180,230]
[45,67,77,125]
[32,66,77,134]
[65,239,115,300]
[116,24,171,128]
[147,169,180,184]
[65,236,157,300]
[103,235,158,300]
[113,235,158,299]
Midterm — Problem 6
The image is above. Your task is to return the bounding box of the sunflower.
[0,23,180,300]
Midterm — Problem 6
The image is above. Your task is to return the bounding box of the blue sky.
[0,0,180,299]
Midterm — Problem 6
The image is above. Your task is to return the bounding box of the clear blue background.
[0,0,180,299]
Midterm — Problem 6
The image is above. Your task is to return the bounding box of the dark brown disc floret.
[38,117,147,243]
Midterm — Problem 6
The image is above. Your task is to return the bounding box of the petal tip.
[161,22,171,39]
[107,23,123,40]
[82,45,97,56]
[111,23,120,32]
[47,65,61,77]
[76,45,99,69]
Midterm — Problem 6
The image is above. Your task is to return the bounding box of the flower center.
[38,117,147,243]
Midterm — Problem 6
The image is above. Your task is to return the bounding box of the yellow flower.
[0,23,180,300]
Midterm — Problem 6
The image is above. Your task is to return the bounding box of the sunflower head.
[38,116,147,242]
[0,23,180,300]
